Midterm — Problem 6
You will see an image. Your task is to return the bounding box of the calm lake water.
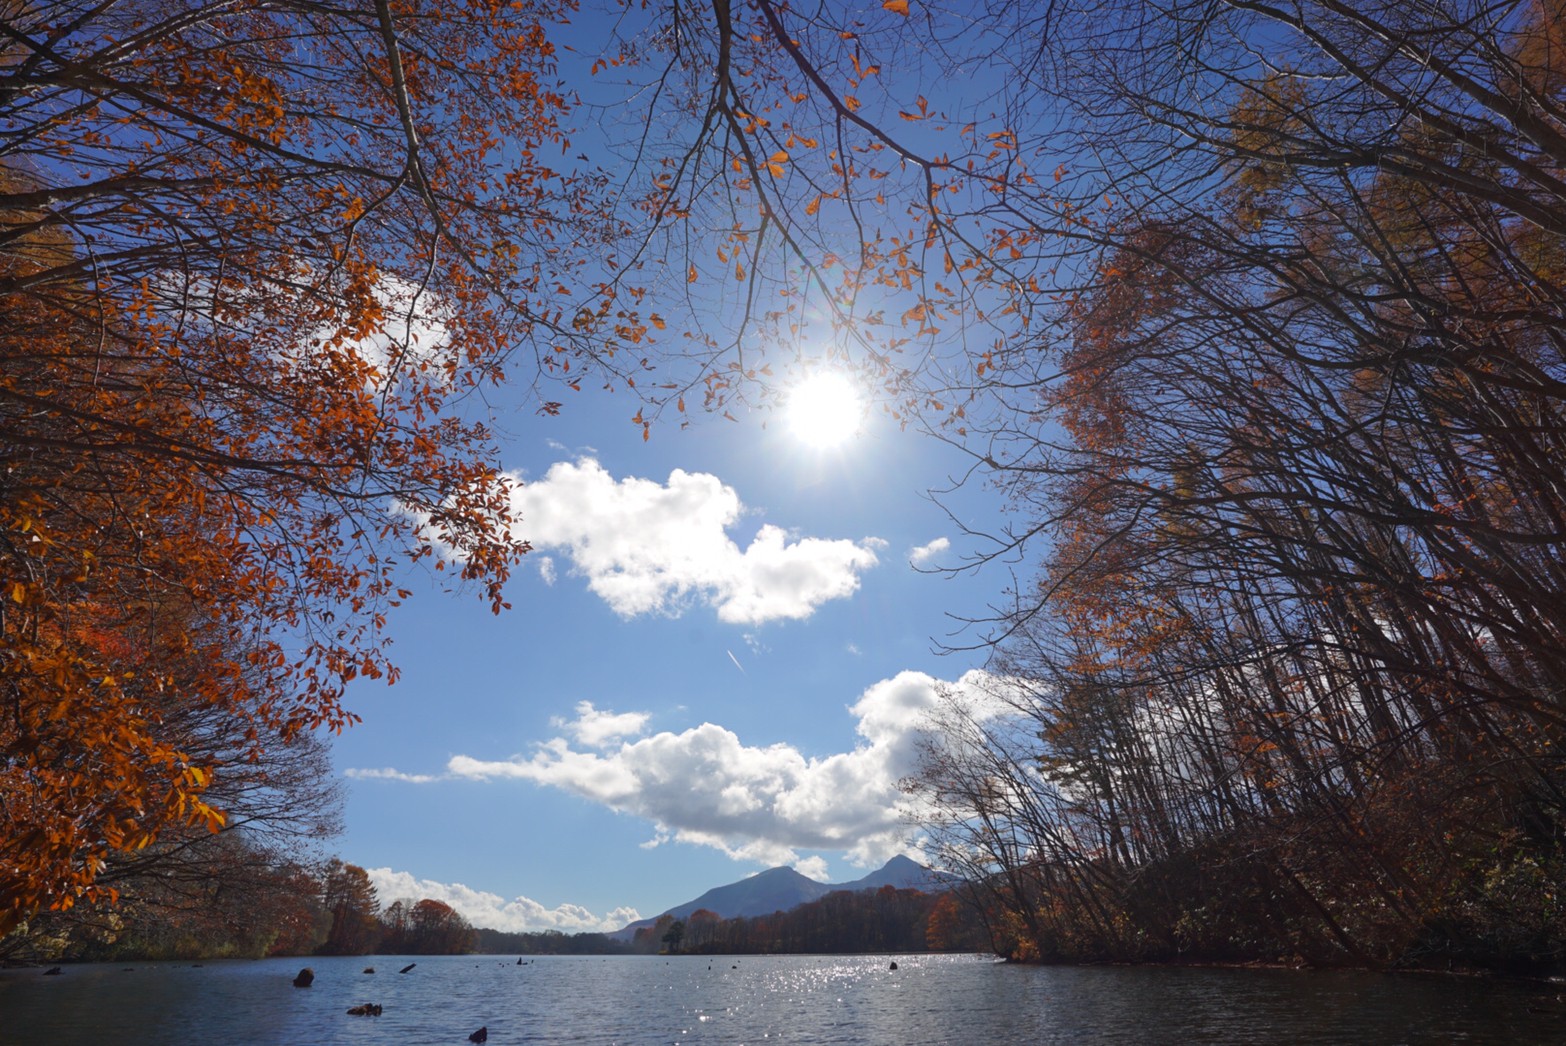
[2,953,1562,1045]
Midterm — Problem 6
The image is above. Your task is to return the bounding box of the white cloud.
[442,669,1002,870]
[552,700,650,748]
[275,273,458,392]
[505,458,880,624]
[794,855,831,882]
[537,555,556,585]
[344,767,442,784]
[365,867,639,934]
[908,537,950,568]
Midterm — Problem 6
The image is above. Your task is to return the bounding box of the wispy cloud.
[504,458,881,624]
[344,767,442,784]
[365,867,639,934]
[908,536,950,568]
[442,670,1003,870]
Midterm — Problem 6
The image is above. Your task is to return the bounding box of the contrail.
[726,649,746,675]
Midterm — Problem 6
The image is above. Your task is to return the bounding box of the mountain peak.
[612,855,954,939]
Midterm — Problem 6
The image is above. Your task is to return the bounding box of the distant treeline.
[475,886,989,956]
[1,854,474,963]
[475,928,628,955]
[4,837,989,964]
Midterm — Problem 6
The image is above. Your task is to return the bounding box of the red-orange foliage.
[0,0,604,930]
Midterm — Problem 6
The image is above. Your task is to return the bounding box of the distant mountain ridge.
[613,855,951,940]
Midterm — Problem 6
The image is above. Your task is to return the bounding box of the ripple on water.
[2,953,1562,1045]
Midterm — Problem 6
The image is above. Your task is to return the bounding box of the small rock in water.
[293,968,314,988]
[399,962,417,974]
[468,1026,488,1044]
[346,1003,383,1016]
[42,967,62,976]
[363,967,375,974]
[889,961,898,971]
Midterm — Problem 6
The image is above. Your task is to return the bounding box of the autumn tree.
[683,908,721,951]
[404,897,477,954]
[0,0,668,929]
[378,896,478,954]
[901,0,1566,968]
[319,859,380,956]
[1,720,342,961]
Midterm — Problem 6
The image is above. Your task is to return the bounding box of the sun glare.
[787,372,863,449]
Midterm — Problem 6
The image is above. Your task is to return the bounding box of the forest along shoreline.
[10,869,1562,984]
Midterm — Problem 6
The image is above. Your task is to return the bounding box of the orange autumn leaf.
[0,0,569,924]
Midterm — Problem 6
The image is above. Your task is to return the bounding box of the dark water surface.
[2,953,1562,1044]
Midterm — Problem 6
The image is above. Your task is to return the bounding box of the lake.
[1,953,1561,1044]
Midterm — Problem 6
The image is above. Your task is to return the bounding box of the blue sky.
[331,373,1006,932]
[313,0,1041,935]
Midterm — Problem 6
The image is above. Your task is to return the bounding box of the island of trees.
[4,0,1564,975]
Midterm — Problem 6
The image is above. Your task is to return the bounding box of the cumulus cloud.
[276,273,457,391]
[443,669,1003,870]
[365,868,639,934]
[505,459,880,624]
[794,855,831,882]
[908,537,950,568]
[552,700,650,748]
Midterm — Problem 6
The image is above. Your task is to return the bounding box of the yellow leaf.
[883,0,910,14]
[687,264,698,283]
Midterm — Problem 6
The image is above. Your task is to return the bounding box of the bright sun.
[786,372,862,449]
